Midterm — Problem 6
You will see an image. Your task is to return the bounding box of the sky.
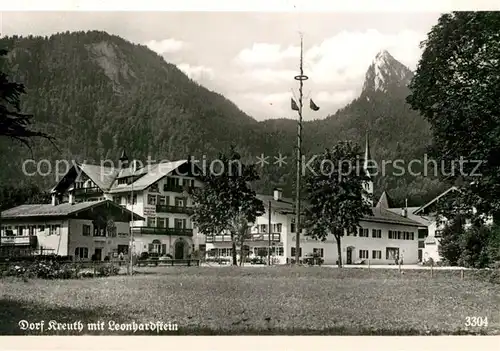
[0,11,442,121]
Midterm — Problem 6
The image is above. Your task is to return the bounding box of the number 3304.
[465,316,488,327]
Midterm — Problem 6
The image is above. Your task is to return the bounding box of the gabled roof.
[413,186,459,215]
[376,191,394,209]
[52,159,202,195]
[387,207,432,227]
[1,200,144,220]
[257,193,422,227]
[79,163,118,190]
[108,160,189,193]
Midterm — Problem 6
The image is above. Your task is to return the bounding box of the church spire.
[362,131,374,206]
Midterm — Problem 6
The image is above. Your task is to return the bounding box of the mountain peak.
[362,50,413,94]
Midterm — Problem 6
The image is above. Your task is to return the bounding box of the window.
[74,247,89,259]
[148,194,158,205]
[147,217,157,227]
[410,232,414,240]
[388,230,394,239]
[372,229,382,238]
[273,223,282,233]
[372,250,382,259]
[397,231,402,240]
[359,250,369,259]
[386,247,399,260]
[82,224,91,236]
[175,197,185,207]
[49,225,60,236]
[17,226,25,236]
[260,224,268,233]
[174,219,184,229]
[290,223,296,233]
[291,247,302,257]
[159,196,167,206]
[313,248,324,257]
[418,229,428,239]
[149,183,159,193]
[117,245,128,255]
[353,228,357,237]
[38,225,45,233]
[157,218,166,228]
[359,228,369,237]
[127,194,137,205]
[418,241,425,249]
[118,178,128,185]
[112,196,120,204]
[28,226,35,236]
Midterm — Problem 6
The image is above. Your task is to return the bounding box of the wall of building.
[68,219,130,261]
[286,220,419,265]
[1,219,70,256]
[133,234,193,259]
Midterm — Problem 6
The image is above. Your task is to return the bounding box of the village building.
[0,200,142,260]
[206,137,423,265]
[390,186,494,263]
[49,152,205,260]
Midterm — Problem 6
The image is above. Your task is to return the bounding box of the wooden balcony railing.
[74,187,102,196]
[155,205,194,215]
[206,233,281,243]
[0,235,38,247]
[131,227,193,237]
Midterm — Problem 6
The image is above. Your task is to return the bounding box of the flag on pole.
[310,99,320,111]
[291,98,299,111]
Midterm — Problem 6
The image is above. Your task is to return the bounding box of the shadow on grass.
[0,298,489,336]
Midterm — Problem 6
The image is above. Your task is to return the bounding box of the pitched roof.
[257,193,422,227]
[387,207,432,227]
[369,206,422,227]
[257,194,295,214]
[79,163,118,190]
[413,186,459,215]
[108,160,188,193]
[376,191,394,209]
[1,200,143,220]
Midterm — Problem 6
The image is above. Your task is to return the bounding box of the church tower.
[363,132,375,206]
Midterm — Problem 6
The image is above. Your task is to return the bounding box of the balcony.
[163,184,185,193]
[206,233,281,243]
[74,187,102,196]
[0,235,38,247]
[155,205,194,215]
[131,227,193,237]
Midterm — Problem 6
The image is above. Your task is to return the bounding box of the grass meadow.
[0,266,499,335]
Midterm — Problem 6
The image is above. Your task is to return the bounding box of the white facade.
[206,202,420,265]
[0,205,133,261]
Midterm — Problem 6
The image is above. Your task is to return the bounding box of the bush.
[0,260,81,280]
[97,264,120,277]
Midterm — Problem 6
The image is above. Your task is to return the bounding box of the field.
[0,266,499,335]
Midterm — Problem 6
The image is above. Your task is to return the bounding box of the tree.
[191,147,264,266]
[303,141,373,268]
[438,214,466,266]
[0,48,55,149]
[407,12,500,223]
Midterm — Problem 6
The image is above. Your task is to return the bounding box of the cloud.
[240,69,297,84]
[177,63,215,81]
[305,29,425,84]
[235,43,300,66]
[144,38,185,54]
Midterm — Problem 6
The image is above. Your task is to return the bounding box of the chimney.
[68,189,75,205]
[401,198,408,217]
[51,193,58,206]
[273,188,283,201]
